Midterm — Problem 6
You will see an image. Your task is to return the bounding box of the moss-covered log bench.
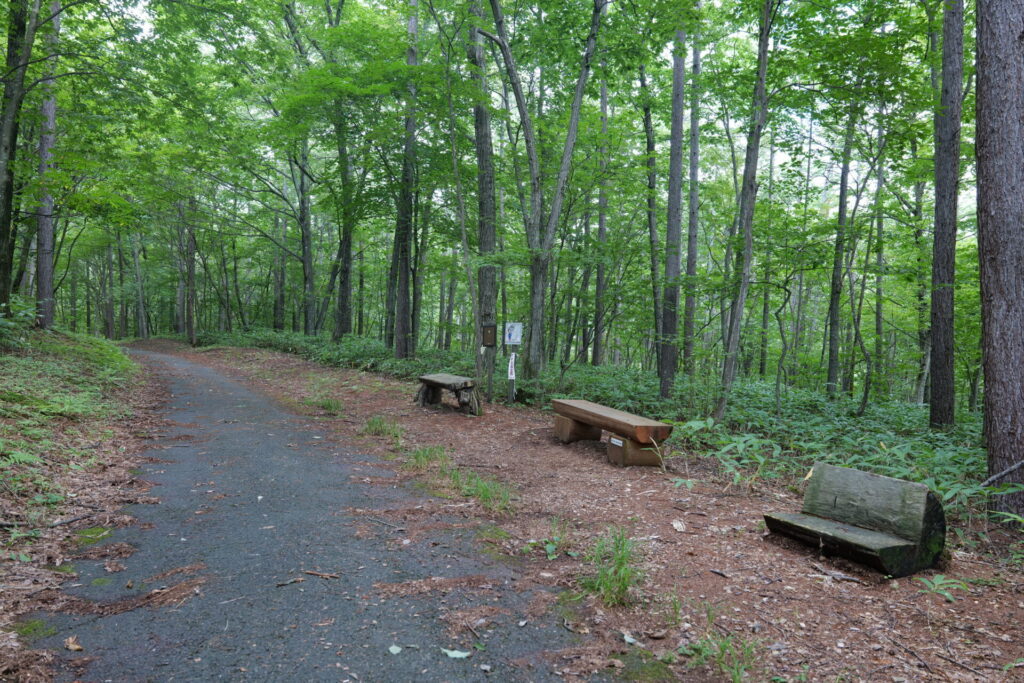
[415,373,482,416]
[764,463,946,577]
[551,399,673,467]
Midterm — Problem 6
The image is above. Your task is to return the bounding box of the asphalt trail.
[38,350,578,682]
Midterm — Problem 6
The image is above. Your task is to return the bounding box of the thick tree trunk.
[394,0,418,358]
[929,0,963,428]
[333,110,356,339]
[34,0,59,328]
[659,29,686,399]
[682,30,702,377]
[976,0,1024,513]
[712,0,778,421]
[0,0,41,313]
[469,0,497,400]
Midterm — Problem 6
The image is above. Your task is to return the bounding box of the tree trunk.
[682,28,702,377]
[639,65,662,369]
[659,28,686,399]
[34,0,58,328]
[131,233,148,339]
[394,0,418,359]
[469,0,497,400]
[929,0,963,428]
[593,61,609,366]
[976,0,1024,513]
[0,0,41,314]
[712,0,778,421]
[826,105,858,398]
[333,107,356,339]
[273,213,286,330]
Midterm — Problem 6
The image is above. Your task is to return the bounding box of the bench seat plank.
[551,399,672,444]
[765,512,919,575]
[419,373,475,390]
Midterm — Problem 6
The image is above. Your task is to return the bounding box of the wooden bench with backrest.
[551,399,673,467]
[415,373,482,416]
[764,462,946,577]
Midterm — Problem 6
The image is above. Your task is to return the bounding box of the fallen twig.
[303,570,340,579]
[933,651,985,677]
[50,513,96,528]
[276,577,305,587]
[810,562,866,585]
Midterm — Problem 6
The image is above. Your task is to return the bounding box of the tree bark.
[639,65,662,369]
[976,0,1024,513]
[659,29,686,399]
[682,27,702,377]
[0,0,41,313]
[592,67,608,366]
[826,105,858,398]
[34,0,58,328]
[469,0,497,399]
[394,0,418,358]
[929,0,963,428]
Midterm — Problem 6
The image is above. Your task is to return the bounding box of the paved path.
[41,351,575,682]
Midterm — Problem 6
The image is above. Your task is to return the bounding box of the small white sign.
[610,437,623,447]
[504,322,523,346]
[508,353,516,380]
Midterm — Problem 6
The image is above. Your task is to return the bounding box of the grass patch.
[580,527,641,606]
[304,395,342,415]
[75,526,111,546]
[10,619,57,643]
[361,415,404,444]
[403,445,448,470]
[90,577,112,586]
[442,464,513,513]
[677,601,761,682]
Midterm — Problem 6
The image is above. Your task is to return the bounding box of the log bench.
[764,462,946,577]
[551,399,673,467]
[415,373,482,416]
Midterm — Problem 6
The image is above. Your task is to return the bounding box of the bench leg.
[415,384,442,407]
[456,388,483,416]
[607,436,662,467]
[554,415,602,443]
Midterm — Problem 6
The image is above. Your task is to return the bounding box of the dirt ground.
[130,340,1022,682]
[5,339,1023,682]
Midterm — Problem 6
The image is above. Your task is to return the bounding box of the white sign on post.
[508,352,517,380]
[504,322,523,346]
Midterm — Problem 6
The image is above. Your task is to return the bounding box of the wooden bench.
[415,373,482,416]
[551,399,673,467]
[764,463,946,577]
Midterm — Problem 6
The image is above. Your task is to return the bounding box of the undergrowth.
[1,327,135,552]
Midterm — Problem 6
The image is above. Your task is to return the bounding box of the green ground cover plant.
[1,329,136,550]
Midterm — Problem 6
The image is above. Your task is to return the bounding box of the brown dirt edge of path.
[1,358,171,683]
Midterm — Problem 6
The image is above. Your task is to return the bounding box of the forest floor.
[5,339,1024,681]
